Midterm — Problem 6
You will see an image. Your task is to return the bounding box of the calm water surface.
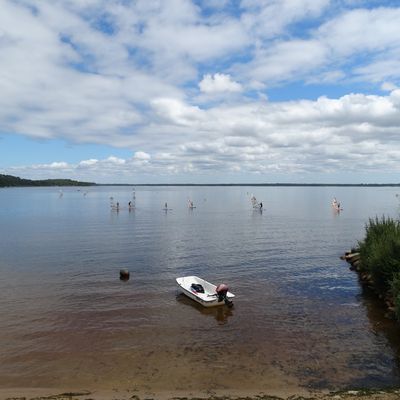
[0,186,400,392]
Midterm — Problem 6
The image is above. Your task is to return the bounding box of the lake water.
[0,186,400,394]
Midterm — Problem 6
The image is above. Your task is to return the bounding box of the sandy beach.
[1,387,400,400]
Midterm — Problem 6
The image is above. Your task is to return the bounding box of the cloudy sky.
[1,0,400,183]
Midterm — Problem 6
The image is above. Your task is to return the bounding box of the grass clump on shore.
[357,216,400,319]
[391,273,400,319]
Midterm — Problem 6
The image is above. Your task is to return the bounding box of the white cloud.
[2,1,400,182]
[235,7,400,86]
[4,90,400,182]
[318,8,400,57]
[106,156,126,165]
[151,98,205,126]
[199,74,242,94]
[241,0,330,38]
[79,159,98,167]
[239,39,328,83]
[133,151,151,161]
[48,162,69,169]
[381,82,398,92]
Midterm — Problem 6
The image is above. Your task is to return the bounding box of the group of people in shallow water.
[112,200,193,211]
[113,195,268,212]
[112,195,342,213]
[112,200,135,211]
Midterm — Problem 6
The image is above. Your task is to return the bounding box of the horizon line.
[97,183,400,187]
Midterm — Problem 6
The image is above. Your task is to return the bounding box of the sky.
[1,0,400,184]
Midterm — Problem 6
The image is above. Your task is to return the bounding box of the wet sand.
[1,387,400,400]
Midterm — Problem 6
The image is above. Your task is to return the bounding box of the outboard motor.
[216,283,233,307]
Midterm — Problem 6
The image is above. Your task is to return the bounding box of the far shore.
[1,387,400,400]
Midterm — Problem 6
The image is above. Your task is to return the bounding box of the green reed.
[358,216,400,319]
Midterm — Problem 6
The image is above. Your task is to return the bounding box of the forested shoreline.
[0,174,95,187]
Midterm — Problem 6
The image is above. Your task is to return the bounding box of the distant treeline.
[0,174,95,187]
[2,174,400,187]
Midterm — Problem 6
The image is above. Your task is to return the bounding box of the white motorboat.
[176,276,234,307]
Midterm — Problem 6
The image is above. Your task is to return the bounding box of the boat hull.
[176,276,234,308]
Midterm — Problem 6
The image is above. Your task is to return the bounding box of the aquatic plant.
[358,216,400,319]
[391,272,400,319]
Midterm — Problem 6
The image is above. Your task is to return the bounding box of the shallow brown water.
[0,186,399,393]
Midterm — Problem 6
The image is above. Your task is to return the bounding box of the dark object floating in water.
[120,269,130,281]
